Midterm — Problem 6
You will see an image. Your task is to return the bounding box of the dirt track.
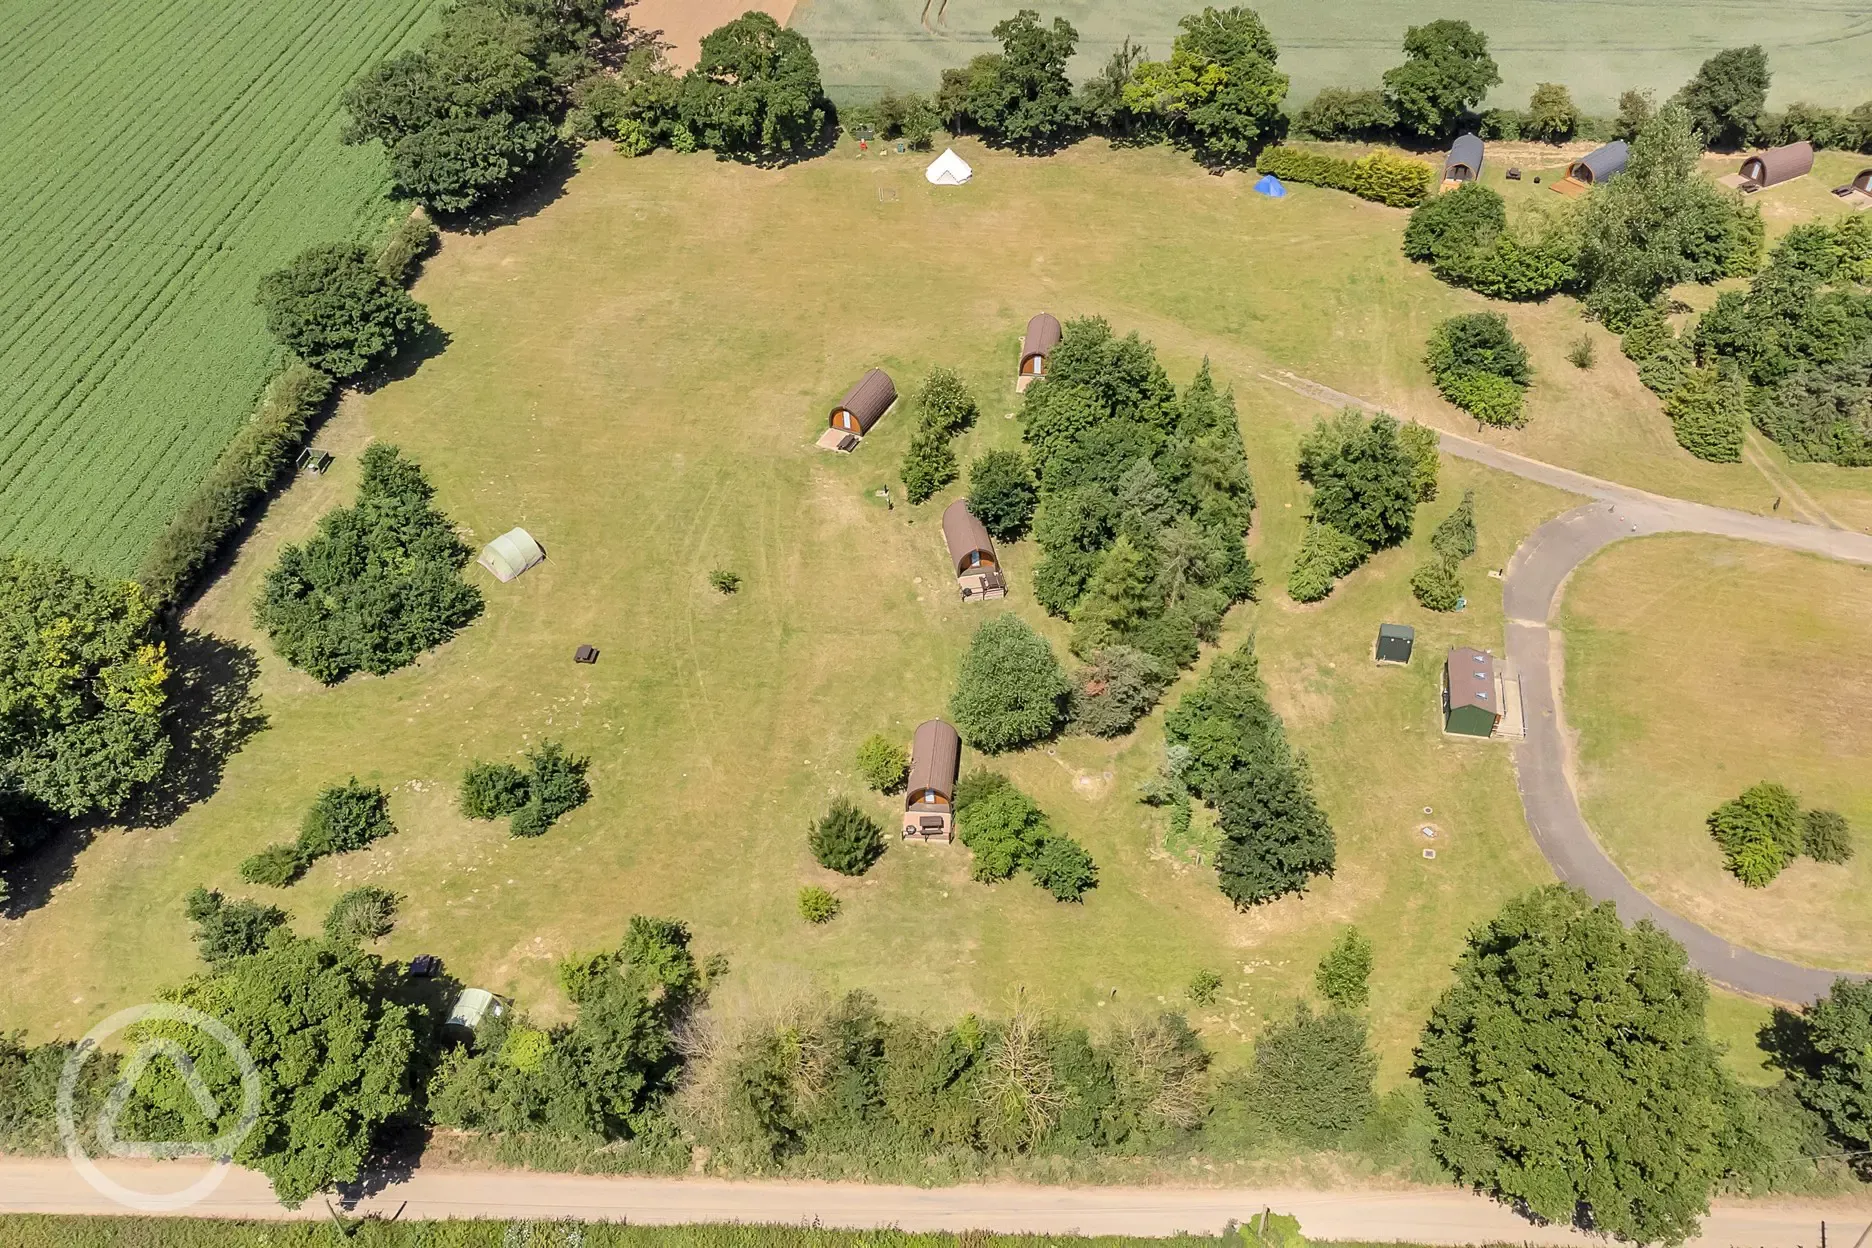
[632,0,798,68]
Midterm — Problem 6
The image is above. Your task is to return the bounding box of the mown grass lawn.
[1564,534,1872,972]
[0,138,1835,1081]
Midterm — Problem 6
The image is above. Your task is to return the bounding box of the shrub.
[917,366,979,436]
[1437,370,1526,426]
[1637,339,1695,398]
[255,243,430,379]
[1027,834,1098,901]
[954,767,1010,814]
[298,780,396,859]
[254,444,482,684]
[1665,366,1747,463]
[460,762,531,820]
[239,843,305,888]
[1068,645,1174,738]
[1425,312,1531,385]
[1287,521,1367,603]
[1803,809,1854,865]
[1435,231,1576,301]
[810,799,885,876]
[526,741,591,822]
[1410,557,1463,611]
[135,363,335,606]
[949,614,1070,752]
[508,802,551,839]
[1429,490,1477,562]
[1709,782,1805,886]
[966,449,1039,541]
[1567,336,1597,369]
[1293,88,1396,140]
[855,734,910,792]
[185,888,287,965]
[1403,183,1505,265]
[901,427,958,504]
[709,569,741,594]
[1235,1003,1377,1144]
[1315,927,1374,1009]
[957,782,1049,882]
[324,887,398,944]
[797,886,840,924]
[1255,146,1435,208]
[374,215,438,284]
[1188,968,1223,1005]
[1296,410,1424,549]
[1619,306,1676,362]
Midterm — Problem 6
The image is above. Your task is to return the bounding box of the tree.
[185,887,288,966]
[1121,6,1289,165]
[1298,412,1422,549]
[324,886,398,944]
[1071,535,1159,654]
[1664,365,1747,462]
[1612,88,1656,141]
[298,780,396,860]
[949,615,1069,752]
[943,10,1081,149]
[1803,809,1854,865]
[1315,927,1373,1009]
[1430,490,1477,561]
[1286,520,1366,603]
[0,556,169,822]
[1524,82,1580,142]
[900,427,958,504]
[1674,46,1770,148]
[1410,556,1463,612]
[1708,781,1804,886]
[1426,314,1532,426]
[917,366,979,436]
[1027,834,1098,901]
[678,12,828,161]
[1766,977,1872,1152]
[1294,87,1396,140]
[1236,1003,1376,1143]
[119,937,420,1207]
[957,777,1048,880]
[254,444,483,684]
[510,739,591,837]
[255,244,430,380]
[966,450,1039,541]
[1213,751,1335,906]
[1403,182,1506,266]
[854,734,909,792]
[1068,644,1174,737]
[1381,19,1500,139]
[809,798,885,876]
[1414,886,1736,1246]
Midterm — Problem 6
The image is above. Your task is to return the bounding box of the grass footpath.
[1563,535,1872,971]
[0,138,1843,1087]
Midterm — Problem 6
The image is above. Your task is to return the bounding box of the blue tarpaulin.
[1253,174,1286,198]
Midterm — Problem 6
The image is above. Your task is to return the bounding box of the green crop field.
[0,0,435,577]
[791,0,1872,111]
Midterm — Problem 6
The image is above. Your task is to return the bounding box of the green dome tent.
[479,528,545,582]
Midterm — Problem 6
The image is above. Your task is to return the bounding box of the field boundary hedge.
[1256,146,1435,207]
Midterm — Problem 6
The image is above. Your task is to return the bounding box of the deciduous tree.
[949,615,1069,751]
[1381,20,1500,139]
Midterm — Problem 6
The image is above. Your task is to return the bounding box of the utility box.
[1375,623,1415,665]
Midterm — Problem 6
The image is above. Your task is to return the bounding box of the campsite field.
[0,138,1844,1087]
[1564,535,1872,971]
[790,0,1872,111]
[0,0,434,577]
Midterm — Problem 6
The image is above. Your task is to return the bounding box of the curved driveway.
[1440,433,1872,1002]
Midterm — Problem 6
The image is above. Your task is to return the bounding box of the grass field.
[790,0,1872,111]
[1564,535,1872,970]
[0,0,435,577]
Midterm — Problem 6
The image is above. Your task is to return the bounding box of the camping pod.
[942,499,1005,600]
[1857,169,1872,194]
[902,719,962,841]
[1444,133,1483,183]
[479,528,545,582]
[1018,313,1061,390]
[1740,142,1814,188]
[1568,141,1629,185]
[829,369,896,436]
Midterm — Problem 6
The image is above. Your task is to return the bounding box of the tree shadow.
[447,149,582,236]
[0,807,92,919]
[121,630,270,830]
[355,322,452,395]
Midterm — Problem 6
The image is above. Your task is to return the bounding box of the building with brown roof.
[829,369,897,437]
[1018,314,1062,392]
[941,500,1005,601]
[1443,646,1500,737]
[903,719,961,841]
[1741,142,1814,188]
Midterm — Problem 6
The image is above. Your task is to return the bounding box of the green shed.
[1375,623,1415,665]
[1443,647,1499,737]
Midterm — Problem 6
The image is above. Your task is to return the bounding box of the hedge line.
[1256,146,1435,208]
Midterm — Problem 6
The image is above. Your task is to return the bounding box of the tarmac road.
[1440,432,1872,1002]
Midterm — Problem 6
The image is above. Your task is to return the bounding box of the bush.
[254,444,482,684]
[1429,490,1477,562]
[1403,183,1505,265]
[1619,305,1676,362]
[460,762,531,820]
[900,427,958,504]
[1316,927,1374,1009]
[949,614,1070,752]
[1255,146,1435,207]
[1188,968,1223,1005]
[917,366,978,436]
[1027,834,1098,901]
[1438,370,1526,426]
[1665,366,1747,462]
[854,734,909,792]
[1426,312,1531,384]
[508,803,551,839]
[709,569,742,594]
[1709,781,1805,886]
[526,741,591,823]
[1068,645,1174,737]
[135,363,335,606]
[255,243,430,380]
[324,887,398,944]
[1410,557,1463,611]
[1637,339,1695,398]
[957,782,1049,882]
[298,780,396,859]
[185,888,288,965]
[1293,88,1396,140]
[1235,1003,1377,1144]
[1567,336,1597,369]
[797,886,840,924]
[966,449,1039,541]
[374,214,438,284]
[1287,521,1367,603]
[1803,809,1854,865]
[239,843,305,888]
[810,798,886,876]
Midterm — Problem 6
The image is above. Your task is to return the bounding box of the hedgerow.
[1255,146,1434,207]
